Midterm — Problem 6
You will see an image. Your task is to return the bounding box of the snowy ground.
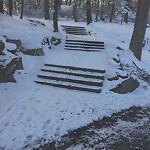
[0,14,150,149]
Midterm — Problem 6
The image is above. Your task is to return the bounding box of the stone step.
[64,28,86,31]
[42,66,104,76]
[35,78,102,93]
[65,42,104,47]
[65,31,88,34]
[44,64,106,74]
[64,48,102,52]
[61,25,85,29]
[37,74,103,87]
[66,33,88,35]
[41,69,104,80]
[66,40,104,44]
[65,45,104,49]
[38,71,103,83]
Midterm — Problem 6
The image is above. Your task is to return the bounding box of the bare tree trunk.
[20,0,24,19]
[86,0,92,25]
[53,0,59,32]
[73,0,77,22]
[44,0,50,20]
[8,0,13,16]
[0,0,3,14]
[110,2,114,23]
[130,0,150,61]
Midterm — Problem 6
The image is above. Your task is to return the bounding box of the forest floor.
[37,106,150,150]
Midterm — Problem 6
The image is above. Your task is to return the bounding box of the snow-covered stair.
[61,25,88,35]
[35,64,105,93]
[65,39,105,52]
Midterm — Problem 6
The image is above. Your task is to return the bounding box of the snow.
[0,14,150,149]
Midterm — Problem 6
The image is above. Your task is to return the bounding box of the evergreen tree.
[53,0,59,32]
[20,0,24,19]
[86,0,92,25]
[9,0,13,16]
[0,0,4,14]
[44,0,50,20]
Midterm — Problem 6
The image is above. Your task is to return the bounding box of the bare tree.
[44,0,50,20]
[8,0,13,16]
[53,0,59,32]
[86,0,92,25]
[0,0,3,14]
[130,0,150,61]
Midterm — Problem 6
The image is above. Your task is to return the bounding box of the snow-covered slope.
[0,14,150,149]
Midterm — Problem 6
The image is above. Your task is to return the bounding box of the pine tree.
[53,0,59,32]
[130,0,150,61]
[86,0,92,25]
[0,0,4,14]
[20,0,24,19]
[44,0,50,20]
[73,0,77,22]
[8,0,13,16]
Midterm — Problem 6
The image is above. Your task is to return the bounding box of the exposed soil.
[35,106,150,150]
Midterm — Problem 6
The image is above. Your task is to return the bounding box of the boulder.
[0,57,23,83]
[0,40,5,54]
[5,38,22,49]
[20,47,44,56]
[111,77,140,94]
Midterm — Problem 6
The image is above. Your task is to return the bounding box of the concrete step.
[44,64,106,74]
[35,78,102,93]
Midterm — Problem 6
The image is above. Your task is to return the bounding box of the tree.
[53,0,59,32]
[110,2,115,22]
[86,0,92,25]
[44,0,50,20]
[130,0,150,61]
[8,0,13,16]
[95,0,100,22]
[0,0,4,14]
[20,0,24,19]
[73,0,77,22]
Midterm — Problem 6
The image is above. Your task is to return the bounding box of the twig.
[132,61,142,71]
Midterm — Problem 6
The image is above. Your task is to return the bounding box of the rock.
[108,76,119,81]
[110,77,140,94]
[0,65,16,83]
[5,57,23,75]
[116,46,124,51]
[0,40,5,54]
[5,38,22,49]
[0,57,23,83]
[20,47,44,56]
